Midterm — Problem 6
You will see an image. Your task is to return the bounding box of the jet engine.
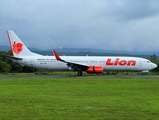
[87,66,103,73]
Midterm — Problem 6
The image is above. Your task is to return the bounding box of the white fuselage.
[12,56,157,72]
[6,30,157,75]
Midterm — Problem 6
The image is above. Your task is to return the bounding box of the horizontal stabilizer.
[1,54,22,60]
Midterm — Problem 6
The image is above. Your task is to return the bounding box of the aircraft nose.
[151,63,157,69]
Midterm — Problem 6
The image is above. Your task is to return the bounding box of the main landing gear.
[141,72,144,76]
[78,71,83,76]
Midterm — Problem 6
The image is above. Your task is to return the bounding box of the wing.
[53,50,89,71]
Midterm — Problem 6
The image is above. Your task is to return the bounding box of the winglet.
[53,50,61,61]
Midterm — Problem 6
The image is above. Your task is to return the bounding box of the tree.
[0,60,11,73]
[149,54,159,73]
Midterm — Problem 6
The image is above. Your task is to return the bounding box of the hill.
[0,46,158,58]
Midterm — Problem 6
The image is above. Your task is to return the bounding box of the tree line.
[0,50,37,73]
[0,50,159,73]
[149,54,159,73]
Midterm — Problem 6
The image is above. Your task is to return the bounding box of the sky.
[0,0,159,52]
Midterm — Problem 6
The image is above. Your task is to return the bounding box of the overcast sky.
[0,0,159,52]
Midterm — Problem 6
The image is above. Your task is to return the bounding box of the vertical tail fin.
[7,30,41,57]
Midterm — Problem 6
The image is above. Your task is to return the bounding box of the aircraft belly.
[103,66,138,72]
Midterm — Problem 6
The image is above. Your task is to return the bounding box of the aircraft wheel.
[78,71,83,76]
[141,73,144,76]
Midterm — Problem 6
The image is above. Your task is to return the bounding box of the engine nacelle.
[87,66,103,73]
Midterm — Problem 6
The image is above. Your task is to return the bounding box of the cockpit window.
[146,61,151,63]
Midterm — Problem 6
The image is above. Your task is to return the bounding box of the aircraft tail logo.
[7,30,42,57]
[12,42,23,54]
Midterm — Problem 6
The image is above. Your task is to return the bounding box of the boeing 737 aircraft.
[5,30,157,76]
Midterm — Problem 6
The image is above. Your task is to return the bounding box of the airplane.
[4,30,157,76]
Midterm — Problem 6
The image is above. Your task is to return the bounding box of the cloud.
[0,0,159,52]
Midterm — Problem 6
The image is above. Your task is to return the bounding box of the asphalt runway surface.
[0,75,159,79]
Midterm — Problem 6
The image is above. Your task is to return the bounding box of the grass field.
[0,77,159,120]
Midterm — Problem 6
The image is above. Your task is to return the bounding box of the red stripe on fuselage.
[7,31,14,56]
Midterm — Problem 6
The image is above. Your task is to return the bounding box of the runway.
[0,75,159,79]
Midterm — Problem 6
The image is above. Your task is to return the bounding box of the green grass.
[0,78,159,120]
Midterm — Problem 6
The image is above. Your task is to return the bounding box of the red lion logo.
[12,42,23,54]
